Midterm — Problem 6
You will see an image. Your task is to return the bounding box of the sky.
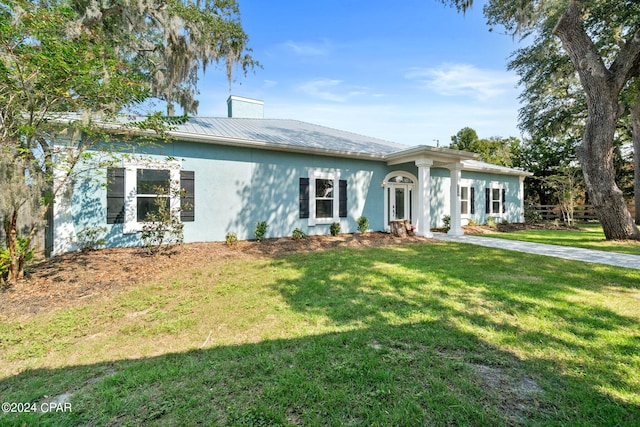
[191,0,525,147]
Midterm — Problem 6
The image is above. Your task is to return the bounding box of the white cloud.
[405,63,518,100]
[296,79,370,103]
[282,40,330,56]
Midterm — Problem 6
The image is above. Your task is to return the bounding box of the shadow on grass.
[1,319,638,426]
[1,241,639,426]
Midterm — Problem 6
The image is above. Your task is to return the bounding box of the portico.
[384,145,478,238]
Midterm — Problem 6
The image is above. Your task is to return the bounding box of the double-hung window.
[136,169,171,222]
[106,159,195,233]
[460,186,470,216]
[459,182,475,217]
[315,179,334,219]
[299,171,347,225]
[485,185,506,216]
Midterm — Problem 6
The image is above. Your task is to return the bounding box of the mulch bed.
[0,223,579,321]
[0,232,431,321]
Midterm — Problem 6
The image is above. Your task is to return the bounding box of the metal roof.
[462,159,533,177]
[51,114,531,176]
[171,117,409,157]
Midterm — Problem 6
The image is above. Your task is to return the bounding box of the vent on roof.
[227,95,264,119]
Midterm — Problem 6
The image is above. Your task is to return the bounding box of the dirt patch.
[468,363,544,423]
[0,232,432,321]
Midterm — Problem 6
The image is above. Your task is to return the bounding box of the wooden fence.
[534,204,636,222]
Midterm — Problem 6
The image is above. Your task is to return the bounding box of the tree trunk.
[554,1,640,240]
[6,209,19,284]
[579,103,639,239]
[632,96,640,225]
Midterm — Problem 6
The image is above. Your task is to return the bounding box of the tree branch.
[553,1,613,96]
[609,28,640,91]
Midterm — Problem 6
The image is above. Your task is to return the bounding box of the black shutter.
[299,178,309,218]
[470,187,475,215]
[107,168,125,224]
[180,171,195,222]
[485,188,490,214]
[502,188,506,214]
[339,179,347,218]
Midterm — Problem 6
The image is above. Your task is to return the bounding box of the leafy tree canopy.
[0,0,256,283]
[449,127,519,167]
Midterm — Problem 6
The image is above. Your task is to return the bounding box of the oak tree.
[0,0,256,284]
[445,0,640,239]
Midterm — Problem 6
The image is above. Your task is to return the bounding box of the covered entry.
[383,171,416,229]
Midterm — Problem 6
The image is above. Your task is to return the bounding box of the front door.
[389,185,410,221]
[388,184,412,222]
[384,172,416,230]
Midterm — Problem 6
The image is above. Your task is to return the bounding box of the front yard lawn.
[1,239,639,426]
[483,223,640,255]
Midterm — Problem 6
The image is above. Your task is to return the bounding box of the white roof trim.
[227,95,264,105]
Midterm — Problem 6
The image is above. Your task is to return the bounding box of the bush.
[0,249,10,283]
[524,200,543,224]
[254,221,268,242]
[292,228,306,240]
[330,222,341,236]
[442,215,451,232]
[76,226,107,251]
[356,216,369,233]
[486,216,497,228]
[140,185,186,254]
[467,219,478,226]
[225,232,238,246]
[0,236,34,284]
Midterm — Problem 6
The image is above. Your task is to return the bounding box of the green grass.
[1,241,639,426]
[486,224,640,255]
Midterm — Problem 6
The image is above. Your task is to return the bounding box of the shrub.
[140,186,185,254]
[76,226,107,251]
[356,216,369,233]
[330,222,341,236]
[524,199,543,224]
[225,232,238,246]
[0,236,34,284]
[254,221,268,242]
[0,249,10,283]
[486,216,497,228]
[467,219,477,226]
[292,228,306,240]
[442,215,451,232]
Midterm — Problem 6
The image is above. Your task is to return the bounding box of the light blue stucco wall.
[428,169,523,227]
[53,140,525,254]
[56,140,391,252]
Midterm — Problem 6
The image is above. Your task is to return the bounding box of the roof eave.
[462,161,534,177]
[167,130,389,161]
[384,145,478,166]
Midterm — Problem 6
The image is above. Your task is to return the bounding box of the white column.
[519,176,526,223]
[415,159,433,237]
[447,163,464,236]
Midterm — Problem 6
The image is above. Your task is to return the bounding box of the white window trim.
[123,158,182,234]
[488,182,504,217]
[382,171,417,231]
[459,179,473,218]
[308,170,340,226]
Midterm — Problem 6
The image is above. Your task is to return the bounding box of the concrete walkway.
[432,232,640,270]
